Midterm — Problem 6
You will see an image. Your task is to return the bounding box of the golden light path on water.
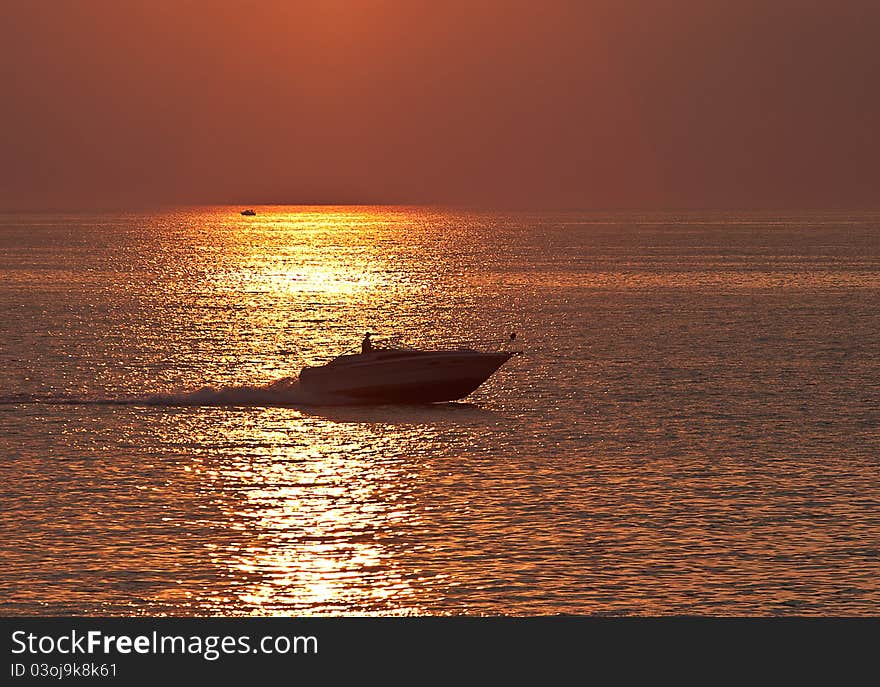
[210,414,423,616]
[158,208,444,615]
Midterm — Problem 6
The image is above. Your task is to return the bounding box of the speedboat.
[240,209,256,216]
[298,346,518,404]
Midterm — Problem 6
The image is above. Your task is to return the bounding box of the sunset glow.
[2,2,878,210]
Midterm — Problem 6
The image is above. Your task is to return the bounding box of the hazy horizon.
[5,203,880,215]
[3,1,879,211]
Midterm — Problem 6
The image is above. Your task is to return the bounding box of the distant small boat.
[240,209,256,216]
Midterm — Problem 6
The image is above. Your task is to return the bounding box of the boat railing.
[302,331,520,366]
[372,332,518,353]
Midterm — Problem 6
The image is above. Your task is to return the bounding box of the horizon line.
[3,202,880,215]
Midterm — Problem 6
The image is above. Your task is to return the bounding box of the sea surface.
[1,207,878,616]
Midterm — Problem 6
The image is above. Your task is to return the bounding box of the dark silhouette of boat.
[299,337,518,404]
[240,209,256,216]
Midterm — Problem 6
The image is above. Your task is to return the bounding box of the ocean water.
[1,206,878,616]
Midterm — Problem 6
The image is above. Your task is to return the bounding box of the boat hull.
[298,350,514,404]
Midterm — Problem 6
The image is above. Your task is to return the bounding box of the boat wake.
[142,376,333,406]
[0,377,346,408]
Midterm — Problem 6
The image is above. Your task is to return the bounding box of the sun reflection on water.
[193,409,426,616]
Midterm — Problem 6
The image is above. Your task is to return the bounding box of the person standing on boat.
[361,332,373,354]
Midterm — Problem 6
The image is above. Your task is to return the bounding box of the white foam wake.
[0,377,341,408]
[142,376,337,407]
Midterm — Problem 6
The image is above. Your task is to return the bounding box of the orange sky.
[2,1,878,210]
